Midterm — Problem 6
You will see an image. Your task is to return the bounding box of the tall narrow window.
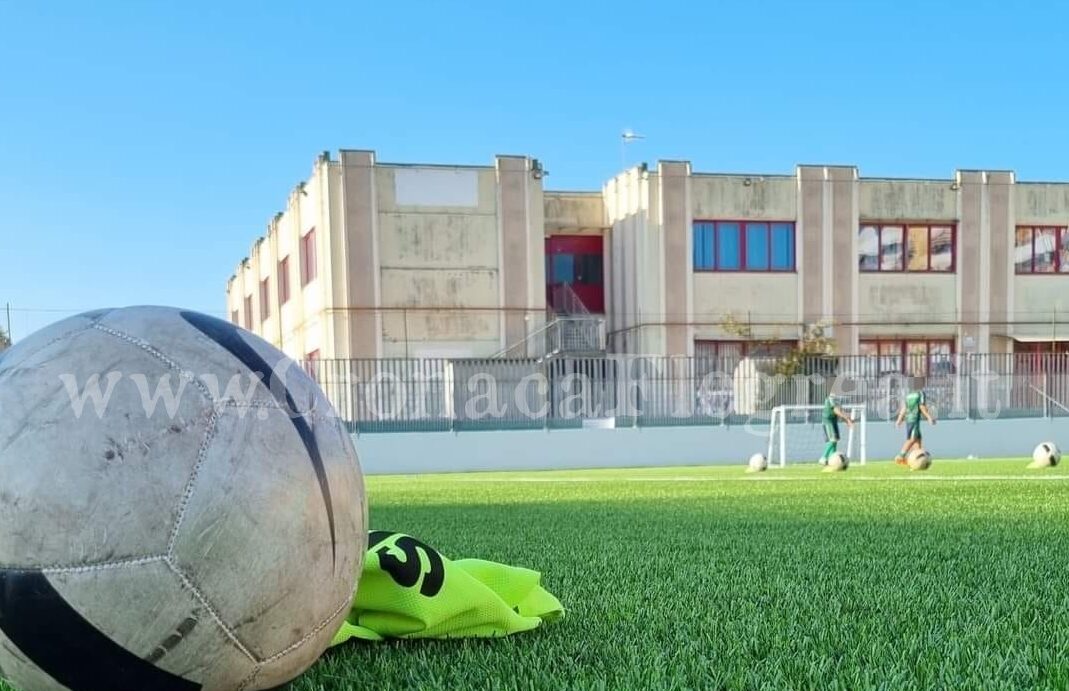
[278,256,291,305]
[243,296,252,330]
[259,278,271,322]
[300,228,317,286]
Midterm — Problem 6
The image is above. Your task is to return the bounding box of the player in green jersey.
[895,383,936,465]
[819,392,855,465]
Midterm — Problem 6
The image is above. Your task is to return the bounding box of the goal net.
[767,404,867,467]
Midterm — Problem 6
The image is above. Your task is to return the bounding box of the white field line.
[430,474,1069,484]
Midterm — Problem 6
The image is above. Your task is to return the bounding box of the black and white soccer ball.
[0,307,367,690]
[1030,442,1061,469]
[824,451,849,472]
[908,448,932,471]
[747,452,768,473]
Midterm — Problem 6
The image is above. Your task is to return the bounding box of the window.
[243,296,252,330]
[548,252,601,285]
[1015,226,1069,274]
[551,254,574,283]
[576,254,603,284]
[695,340,797,361]
[259,278,271,322]
[278,256,291,304]
[859,223,954,272]
[693,221,795,271]
[231,310,239,325]
[859,339,954,377]
[300,228,317,286]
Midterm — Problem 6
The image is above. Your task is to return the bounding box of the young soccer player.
[894,382,936,465]
[819,392,855,465]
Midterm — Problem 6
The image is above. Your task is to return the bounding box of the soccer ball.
[1030,442,1061,469]
[0,307,367,690]
[824,451,849,472]
[747,452,768,473]
[907,448,932,471]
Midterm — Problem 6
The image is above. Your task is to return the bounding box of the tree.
[718,314,837,376]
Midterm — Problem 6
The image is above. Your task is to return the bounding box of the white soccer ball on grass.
[908,448,932,471]
[1029,442,1061,469]
[0,307,367,691]
[747,452,768,473]
[823,451,849,472]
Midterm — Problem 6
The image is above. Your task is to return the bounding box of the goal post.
[767,404,867,467]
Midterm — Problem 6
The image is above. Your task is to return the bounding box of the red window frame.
[1014,340,1069,355]
[1014,226,1069,274]
[693,220,796,273]
[278,256,291,304]
[858,338,955,375]
[859,222,956,273]
[243,296,252,330]
[259,277,271,322]
[300,228,317,286]
[694,339,798,359]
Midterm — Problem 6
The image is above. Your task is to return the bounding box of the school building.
[226,150,1069,373]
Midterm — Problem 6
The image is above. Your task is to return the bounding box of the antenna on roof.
[621,129,646,172]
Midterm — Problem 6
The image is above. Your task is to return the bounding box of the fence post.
[965,353,973,421]
[1045,370,1050,418]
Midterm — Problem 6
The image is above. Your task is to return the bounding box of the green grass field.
[295,458,1069,690]
[4,458,1068,690]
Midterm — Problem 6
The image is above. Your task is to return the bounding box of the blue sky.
[2,1,1068,339]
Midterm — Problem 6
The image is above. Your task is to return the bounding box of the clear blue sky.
[3,1,1068,340]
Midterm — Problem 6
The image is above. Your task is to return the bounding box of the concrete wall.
[227,151,549,361]
[859,179,957,220]
[691,174,796,220]
[544,191,605,234]
[858,274,958,337]
[226,155,333,361]
[692,274,799,341]
[604,167,662,354]
[375,165,502,357]
[355,417,1067,474]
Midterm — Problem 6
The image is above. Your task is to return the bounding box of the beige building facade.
[228,151,1069,364]
[227,151,559,360]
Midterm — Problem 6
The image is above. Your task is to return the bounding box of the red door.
[545,235,604,314]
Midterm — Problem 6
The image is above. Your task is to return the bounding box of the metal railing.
[304,352,1069,433]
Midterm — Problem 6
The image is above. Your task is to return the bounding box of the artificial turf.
[296,458,1069,690]
[5,458,1069,690]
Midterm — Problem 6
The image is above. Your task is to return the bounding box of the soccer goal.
[767,404,867,467]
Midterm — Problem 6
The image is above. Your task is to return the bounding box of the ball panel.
[96,308,333,420]
[42,561,258,691]
[0,310,112,377]
[171,407,363,661]
[0,329,212,569]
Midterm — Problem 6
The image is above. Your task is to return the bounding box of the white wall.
[354,417,1066,475]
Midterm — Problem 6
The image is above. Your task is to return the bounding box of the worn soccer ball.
[1030,442,1061,469]
[0,307,366,691]
[907,448,932,471]
[747,452,768,473]
[824,451,849,472]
